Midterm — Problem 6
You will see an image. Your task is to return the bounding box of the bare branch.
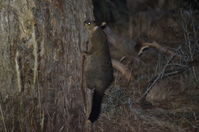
[138,41,182,59]
[139,54,177,101]
[112,59,132,81]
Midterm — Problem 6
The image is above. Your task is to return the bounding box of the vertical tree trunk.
[0,0,93,131]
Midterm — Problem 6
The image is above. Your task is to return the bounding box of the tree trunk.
[0,0,93,131]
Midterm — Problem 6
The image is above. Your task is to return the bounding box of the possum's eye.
[84,20,92,25]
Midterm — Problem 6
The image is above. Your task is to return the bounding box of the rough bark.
[0,0,93,131]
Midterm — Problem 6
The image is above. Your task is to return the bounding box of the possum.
[84,20,114,123]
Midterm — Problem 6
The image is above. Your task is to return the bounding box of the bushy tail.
[88,90,104,123]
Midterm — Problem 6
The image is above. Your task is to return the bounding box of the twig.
[79,37,88,116]
[162,68,189,78]
[180,10,198,81]
[81,54,88,114]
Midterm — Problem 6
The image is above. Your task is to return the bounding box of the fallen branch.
[139,53,177,102]
[139,53,199,102]
[136,40,182,59]
[111,59,132,81]
[140,66,190,102]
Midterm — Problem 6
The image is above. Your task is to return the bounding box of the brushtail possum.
[84,20,114,123]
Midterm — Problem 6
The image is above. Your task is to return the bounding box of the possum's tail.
[88,90,104,123]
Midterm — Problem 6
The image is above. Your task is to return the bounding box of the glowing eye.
[88,22,91,25]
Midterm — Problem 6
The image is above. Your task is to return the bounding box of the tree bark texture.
[0,0,93,131]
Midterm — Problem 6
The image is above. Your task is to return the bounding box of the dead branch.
[140,66,191,102]
[111,59,132,81]
[139,49,199,102]
[139,54,177,102]
[138,41,182,59]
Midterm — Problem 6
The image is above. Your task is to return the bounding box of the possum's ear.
[100,22,107,29]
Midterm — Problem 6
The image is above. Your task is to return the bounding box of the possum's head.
[84,20,99,34]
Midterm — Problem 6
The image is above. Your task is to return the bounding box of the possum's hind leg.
[88,90,104,123]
